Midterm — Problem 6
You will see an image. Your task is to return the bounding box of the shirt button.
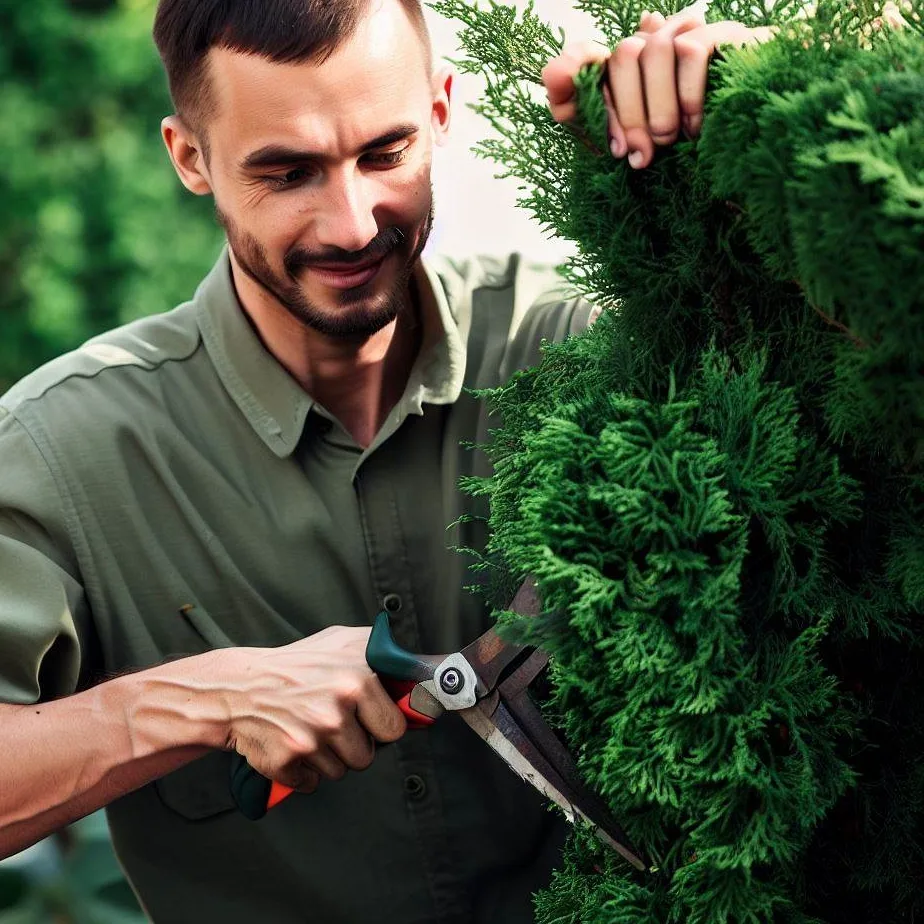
[403,774,427,801]
[383,593,402,613]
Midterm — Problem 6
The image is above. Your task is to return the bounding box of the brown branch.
[809,300,868,348]
[788,277,868,348]
[567,122,604,158]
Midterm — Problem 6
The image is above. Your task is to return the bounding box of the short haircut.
[153,0,431,141]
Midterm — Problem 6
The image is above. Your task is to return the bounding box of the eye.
[363,146,410,168]
[265,166,316,190]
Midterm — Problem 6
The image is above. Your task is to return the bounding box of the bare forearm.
[0,650,231,860]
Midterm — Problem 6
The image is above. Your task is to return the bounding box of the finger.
[542,41,610,124]
[294,772,321,795]
[355,677,408,743]
[302,744,349,782]
[639,14,705,149]
[273,761,321,793]
[879,1,909,28]
[329,723,377,772]
[674,21,760,138]
[602,81,628,159]
[607,36,650,169]
[638,10,666,34]
[665,4,707,26]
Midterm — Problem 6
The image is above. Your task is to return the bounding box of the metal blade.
[458,575,648,870]
[459,695,648,871]
[458,577,542,694]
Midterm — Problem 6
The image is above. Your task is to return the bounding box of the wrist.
[115,649,244,756]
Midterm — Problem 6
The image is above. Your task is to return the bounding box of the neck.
[228,256,422,449]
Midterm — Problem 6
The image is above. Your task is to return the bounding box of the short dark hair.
[153,0,431,138]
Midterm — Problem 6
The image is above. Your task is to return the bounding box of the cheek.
[382,159,433,227]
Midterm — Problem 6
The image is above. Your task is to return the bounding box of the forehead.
[206,1,431,160]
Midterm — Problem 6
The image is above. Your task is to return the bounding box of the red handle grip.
[268,780,294,809]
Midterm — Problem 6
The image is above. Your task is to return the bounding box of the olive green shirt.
[0,248,595,924]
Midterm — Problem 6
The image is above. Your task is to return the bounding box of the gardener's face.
[167,0,451,338]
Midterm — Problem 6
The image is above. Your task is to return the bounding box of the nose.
[313,168,379,255]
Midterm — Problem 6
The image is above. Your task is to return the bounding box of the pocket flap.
[154,750,238,820]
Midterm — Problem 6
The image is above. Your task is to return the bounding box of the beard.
[216,199,434,340]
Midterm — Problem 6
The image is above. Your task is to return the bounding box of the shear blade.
[458,699,647,871]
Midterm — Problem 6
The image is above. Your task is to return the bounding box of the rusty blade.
[459,681,647,871]
[458,577,542,694]
[458,577,648,870]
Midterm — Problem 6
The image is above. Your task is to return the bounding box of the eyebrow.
[239,123,420,172]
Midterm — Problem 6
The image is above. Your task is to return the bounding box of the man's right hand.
[0,625,406,859]
[213,627,408,793]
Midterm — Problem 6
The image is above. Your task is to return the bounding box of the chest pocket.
[154,750,239,820]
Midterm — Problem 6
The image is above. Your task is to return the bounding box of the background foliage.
[0,0,223,394]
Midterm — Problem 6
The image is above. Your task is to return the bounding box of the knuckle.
[334,674,366,706]
[315,709,347,737]
[612,36,646,65]
[673,12,707,31]
[640,31,673,57]
[673,33,706,57]
[284,730,318,759]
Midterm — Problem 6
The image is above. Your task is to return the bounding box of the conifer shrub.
[433,1,924,919]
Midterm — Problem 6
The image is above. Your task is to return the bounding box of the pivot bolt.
[440,668,464,695]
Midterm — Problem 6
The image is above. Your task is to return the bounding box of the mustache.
[284,227,406,274]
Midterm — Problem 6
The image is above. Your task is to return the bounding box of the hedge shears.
[229,577,647,870]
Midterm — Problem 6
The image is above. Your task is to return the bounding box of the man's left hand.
[542,8,773,170]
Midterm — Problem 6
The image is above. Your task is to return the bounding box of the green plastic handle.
[229,753,271,820]
[366,611,437,682]
[229,753,293,820]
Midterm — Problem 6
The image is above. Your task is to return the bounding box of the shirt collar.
[195,246,466,458]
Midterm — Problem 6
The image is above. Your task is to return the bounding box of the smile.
[304,255,388,290]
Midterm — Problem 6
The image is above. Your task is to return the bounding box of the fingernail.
[628,150,644,169]
[610,137,627,158]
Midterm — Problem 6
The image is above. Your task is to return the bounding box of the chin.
[289,284,401,339]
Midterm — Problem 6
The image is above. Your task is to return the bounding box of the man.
[0,1,764,921]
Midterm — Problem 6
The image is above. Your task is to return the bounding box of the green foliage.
[0,815,145,923]
[0,0,223,393]
[435,0,924,920]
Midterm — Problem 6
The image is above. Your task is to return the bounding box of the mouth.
[303,254,389,291]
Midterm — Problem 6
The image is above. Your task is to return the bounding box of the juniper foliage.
[432,1,924,920]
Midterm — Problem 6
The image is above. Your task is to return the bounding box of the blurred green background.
[1,0,222,918]
[0,0,224,395]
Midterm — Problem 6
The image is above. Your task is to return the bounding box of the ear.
[430,64,453,148]
[161,115,213,196]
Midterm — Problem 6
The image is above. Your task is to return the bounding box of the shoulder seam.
[2,330,203,413]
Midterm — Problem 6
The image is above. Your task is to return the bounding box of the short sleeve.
[0,407,85,704]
